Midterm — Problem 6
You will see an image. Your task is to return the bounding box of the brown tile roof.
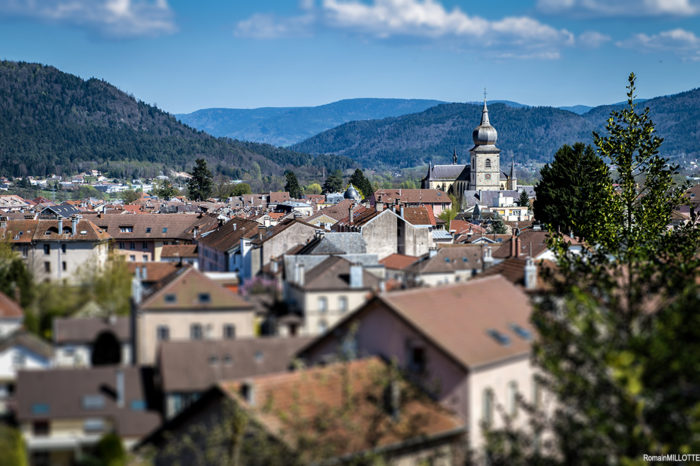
[54,317,130,344]
[492,229,579,259]
[1,219,110,243]
[373,188,451,205]
[269,191,291,204]
[197,218,261,252]
[333,205,382,228]
[140,267,253,311]
[127,262,178,285]
[0,290,23,319]
[299,256,381,291]
[85,213,218,241]
[407,245,484,275]
[379,254,419,271]
[480,257,554,291]
[160,244,198,259]
[401,206,435,226]
[218,357,464,459]
[378,275,534,368]
[158,336,314,392]
[15,366,160,438]
[309,199,354,222]
[252,218,317,245]
[449,220,486,235]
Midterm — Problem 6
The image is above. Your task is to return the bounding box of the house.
[137,357,466,466]
[53,317,131,367]
[297,275,542,453]
[0,217,111,283]
[196,217,260,273]
[305,199,354,230]
[158,336,313,419]
[404,245,490,287]
[0,290,24,337]
[15,366,160,465]
[133,267,256,365]
[0,194,30,211]
[86,213,219,262]
[380,253,419,283]
[0,331,52,415]
[284,256,382,336]
[160,244,199,268]
[492,228,581,262]
[370,189,453,216]
[243,218,319,281]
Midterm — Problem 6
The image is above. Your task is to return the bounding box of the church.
[421,99,517,206]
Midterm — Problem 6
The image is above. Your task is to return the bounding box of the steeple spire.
[481,93,490,126]
[452,148,458,165]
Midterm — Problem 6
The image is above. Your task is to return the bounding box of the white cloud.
[617,28,700,60]
[0,0,176,37]
[538,0,698,17]
[578,30,611,47]
[235,0,574,59]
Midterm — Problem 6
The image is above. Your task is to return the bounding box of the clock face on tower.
[485,174,491,180]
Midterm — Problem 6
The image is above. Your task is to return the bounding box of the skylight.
[510,323,533,341]
[487,329,510,346]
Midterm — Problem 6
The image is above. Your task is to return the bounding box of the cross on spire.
[483,87,487,102]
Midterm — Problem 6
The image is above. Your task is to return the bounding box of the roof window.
[510,323,533,341]
[164,294,177,303]
[487,329,511,346]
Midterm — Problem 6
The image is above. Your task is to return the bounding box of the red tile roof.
[0,290,23,319]
[373,189,451,205]
[379,254,419,270]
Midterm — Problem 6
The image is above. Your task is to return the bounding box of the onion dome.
[344,184,362,201]
[472,100,498,146]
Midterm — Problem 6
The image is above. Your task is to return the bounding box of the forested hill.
[291,89,700,167]
[0,61,351,178]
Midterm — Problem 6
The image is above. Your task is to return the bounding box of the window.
[255,351,264,362]
[190,324,203,340]
[44,262,51,273]
[119,226,133,233]
[82,395,105,410]
[198,293,211,304]
[223,354,232,365]
[130,242,136,250]
[208,355,218,365]
[61,244,66,254]
[83,418,105,433]
[130,400,146,411]
[482,388,494,427]
[156,326,170,341]
[142,255,148,262]
[62,261,67,271]
[318,296,328,313]
[31,403,50,415]
[162,227,168,233]
[409,344,427,374]
[507,381,518,417]
[338,296,348,313]
[129,255,136,262]
[164,294,177,303]
[32,421,50,436]
[485,158,492,169]
[142,242,148,250]
[145,227,152,233]
[223,324,236,339]
[43,244,50,255]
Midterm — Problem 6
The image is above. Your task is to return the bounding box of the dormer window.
[198,293,211,304]
[119,226,133,233]
[164,294,177,303]
[145,227,151,233]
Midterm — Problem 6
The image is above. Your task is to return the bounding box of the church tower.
[469,99,501,191]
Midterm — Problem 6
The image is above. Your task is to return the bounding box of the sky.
[1,0,700,114]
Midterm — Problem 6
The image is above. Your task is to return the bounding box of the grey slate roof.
[0,331,53,360]
[300,232,367,255]
[54,317,131,344]
[426,164,466,181]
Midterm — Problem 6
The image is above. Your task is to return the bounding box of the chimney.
[350,264,363,288]
[428,247,438,258]
[525,257,537,290]
[71,215,79,236]
[483,246,493,270]
[376,201,384,212]
[57,217,63,235]
[131,270,143,305]
[298,264,305,287]
[400,206,404,218]
[349,204,354,225]
[233,223,237,231]
[271,260,279,274]
[141,265,148,281]
[116,369,125,408]
[379,280,386,293]
[241,380,256,406]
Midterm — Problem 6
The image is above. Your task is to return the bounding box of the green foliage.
[231,183,252,196]
[517,190,530,208]
[484,74,700,465]
[322,170,344,194]
[488,214,507,234]
[0,239,34,308]
[438,194,459,228]
[152,179,178,199]
[120,189,141,204]
[75,185,103,200]
[78,433,126,466]
[304,182,322,195]
[349,168,374,199]
[187,158,213,201]
[284,171,303,199]
[0,424,27,466]
[533,143,612,240]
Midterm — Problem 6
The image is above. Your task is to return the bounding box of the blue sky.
[1,0,700,114]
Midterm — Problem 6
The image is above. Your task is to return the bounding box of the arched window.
[482,388,494,427]
[507,381,518,417]
[485,158,492,169]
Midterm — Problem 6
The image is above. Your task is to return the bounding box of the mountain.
[0,61,352,180]
[559,105,592,115]
[291,91,700,168]
[176,98,446,147]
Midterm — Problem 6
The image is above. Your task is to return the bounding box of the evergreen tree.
[488,214,507,234]
[322,170,344,194]
[152,179,178,199]
[284,171,303,199]
[349,168,374,198]
[120,189,141,204]
[485,74,700,465]
[533,142,611,240]
[517,190,530,208]
[187,158,213,201]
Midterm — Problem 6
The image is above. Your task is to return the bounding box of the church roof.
[471,99,499,153]
[425,164,466,181]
